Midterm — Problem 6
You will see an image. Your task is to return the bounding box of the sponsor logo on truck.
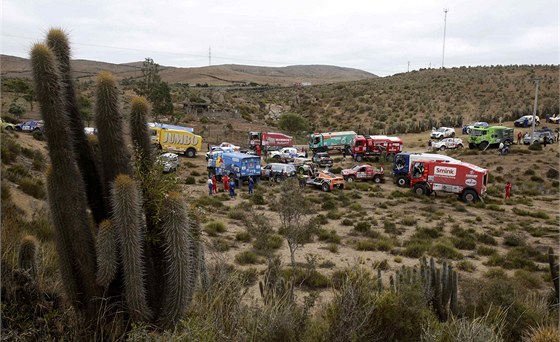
[465,179,477,186]
[434,166,457,177]
[163,132,200,146]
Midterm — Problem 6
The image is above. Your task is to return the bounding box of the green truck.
[308,131,357,153]
[468,126,514,150]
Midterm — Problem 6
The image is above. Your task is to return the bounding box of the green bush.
[503,232,525,247]
[227,209,245,221]
[354,221,371,232]
[326,210,343,220]
[317,229,341,244]
[235,250,259,265]
[430,240,463,260]
[204,221,227,236]
[477,246,497,256]
[18,177,46,199]
[185,176,196,184]
[235,230,252,242]
[355,239,377,251]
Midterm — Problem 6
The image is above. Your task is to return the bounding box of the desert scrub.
[317,229,341,244]
[227,209,245,221]
[456,260,476,272]
[204,221,227,236]
[477,246,497,256]
[195,195,224,208]
[235,250,260,265]
[185,176,196,184]
[512,207,550,220]
[18,177,46,199]
[235,230,252,242]
[354,221,371,233]
[326,210,342,220]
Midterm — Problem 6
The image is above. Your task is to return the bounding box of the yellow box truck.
[150,127,202,158]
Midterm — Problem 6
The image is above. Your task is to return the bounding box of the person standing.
[248,177,254,194]
[212,175,218,194]
[223,174,230,192]
[207,177,213,196]
[229,179,236,199]
[255,144,261,157]
[517,131,522,145]
[504,181,512,200]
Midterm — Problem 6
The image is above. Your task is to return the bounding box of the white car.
[213,142,240,151]
[269,147,305,161]
[431,138,464,151]
[157,153,179,173]
[431,127,456,140]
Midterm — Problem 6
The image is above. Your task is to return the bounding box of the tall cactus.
[18,235,39,279]
[46,28,108,225]
[31,43,100,318]
[129,96,153,170]
[31,29,204,332]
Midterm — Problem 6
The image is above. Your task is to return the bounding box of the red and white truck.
[341,164,384,183]
[409,160,488,202]
[248,132,294,152]
[351,135,403,161]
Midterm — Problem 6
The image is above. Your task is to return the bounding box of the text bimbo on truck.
[150,127,202,158]
[351,135,403,161]
[309,131,357,153]
[409,159,488,202]
[209,152,261,184]
[393,152,459,187]
[468,126,513,150]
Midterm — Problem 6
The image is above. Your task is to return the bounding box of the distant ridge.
[1,54,377,86]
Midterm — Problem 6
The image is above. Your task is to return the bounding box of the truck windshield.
[394,156,406,170]
[471,130,486,136]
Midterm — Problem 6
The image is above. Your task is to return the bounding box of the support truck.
[393,152,459,187]
[208,152,261,184]
[151,128,202,158]
[248,132,294,153]
[468,126,514,150]
[351,135,403,161]
[409,160,488,202]
[309,131,357,153]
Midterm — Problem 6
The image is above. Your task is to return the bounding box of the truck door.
[366,166,373,177]
[357,166,367,179]
[412,162,425,179]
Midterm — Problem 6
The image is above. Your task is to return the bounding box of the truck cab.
[468,126,514,150]
[393,152,459,187]
[409,160,488,202]
[351,135,403,161]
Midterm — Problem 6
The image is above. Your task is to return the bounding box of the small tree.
[278,112,310,135]
[135,58,173,121]
[276,178,314,268]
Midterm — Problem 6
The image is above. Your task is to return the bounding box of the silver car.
[261,163,296,181]
[157,153,179,173]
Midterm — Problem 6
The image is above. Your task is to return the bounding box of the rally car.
[431,138,464,151]
[305,171,345,192]
[430,127,455,140]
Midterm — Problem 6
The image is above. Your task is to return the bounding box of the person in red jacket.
[223,174,230,192]
[504,181,512,200]
[517,131,522,145]
[255,144,261,156]
[212,175,218,194]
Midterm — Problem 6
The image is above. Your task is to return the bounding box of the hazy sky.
[2,0,558,76]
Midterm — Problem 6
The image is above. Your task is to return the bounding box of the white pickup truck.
[268,147,305,162]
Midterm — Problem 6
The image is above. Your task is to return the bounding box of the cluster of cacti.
[548,247,559,303]
[18,235,39,280]
[384,257,458,321]
[259,258,294,305]
[30,28,204,331]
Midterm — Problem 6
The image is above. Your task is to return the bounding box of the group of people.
[207,174,255,198]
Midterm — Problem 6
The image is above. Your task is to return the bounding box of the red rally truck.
[351,135,403,162]
[248,132,294,153]
[409,160,488,202]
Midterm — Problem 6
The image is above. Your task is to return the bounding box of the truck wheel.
[356,154,364,162]
[462,189,478,202]
[373,175,382,184]
[468,143,475,149]
[413,183,427,196]
[396,176,408,187]
[186,148,196,158]
[457,144,464,149]
[346,176,355,183]
[321,182,330,192]
[275,175,282,183]
[450,132,455,138]
[478,142,488,151]
[439,145,447,151]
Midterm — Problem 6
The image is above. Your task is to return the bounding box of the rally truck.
[151,128,203,157]
[468,126,514,150]
[309,131,357,153]
[248,131,294,153]
[409,159,488,202]
[393,152,459,187]
[148,123,193,144]
[305,170,345,192]
[341,164,384,183]
[208,152,261,184]
[351,135,403,162]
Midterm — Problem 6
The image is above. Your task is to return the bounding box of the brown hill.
[0,54,376,86]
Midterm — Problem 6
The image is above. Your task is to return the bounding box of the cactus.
[30,29,204,332]
[95,220,117,287]
[18,235,39,279]
[32,43,100,318]
[111,175,152,322]
[46,28,108,225]
[129,96,153,170]
[548,247,559,302]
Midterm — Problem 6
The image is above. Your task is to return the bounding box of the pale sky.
[2,0,558,76]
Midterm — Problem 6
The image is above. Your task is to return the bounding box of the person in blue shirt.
[248,177,254,194]
[229,179,236,199]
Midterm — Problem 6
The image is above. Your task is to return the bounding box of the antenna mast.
[442,8,449,68]
[209,46,211,66]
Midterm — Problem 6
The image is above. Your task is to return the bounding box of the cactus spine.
[46,29,108,225]
[111,175,152,322]
[18,235,39,279]
[95,220,118,287]
[32,43,100,317]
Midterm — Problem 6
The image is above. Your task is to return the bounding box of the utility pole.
[209,46,211,66]
[442,8,449,68]
[407,61,410,72]
[531,77,541,144]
